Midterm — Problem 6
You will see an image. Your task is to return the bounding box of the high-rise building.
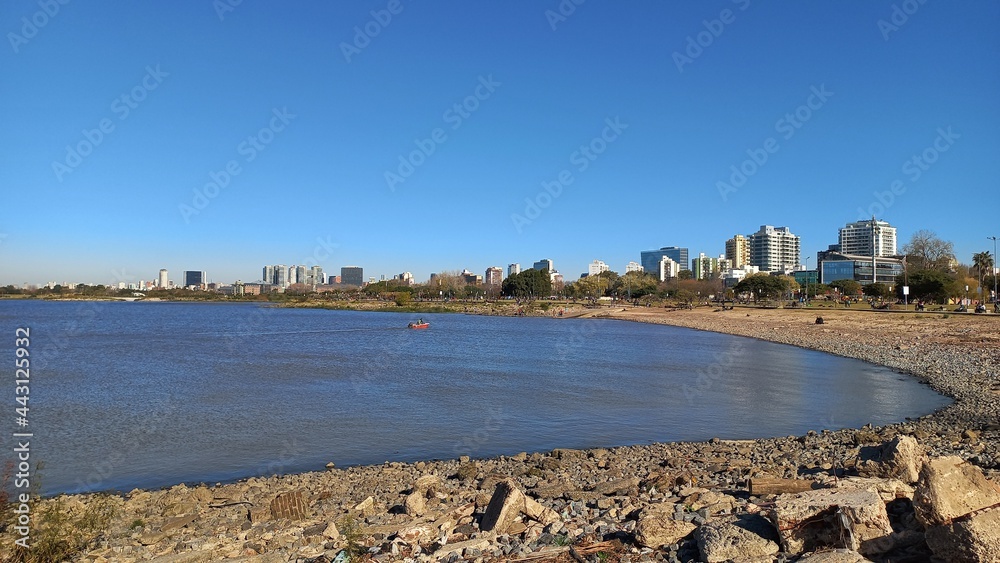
[485,267,503,286]
[725,235,750,269]
[532,258,553,272]
[641,247,689,276]
[183,271,206,288]
[625,261,643,273]
[839,218,897,257]
[296,265,308,286]
[158,269,169,288]
[341,266,364,286]
[691,253,720,280]
[288,266,298,285]
[658,256,681,281]
[507,263,521,278]
[274,265,287,288]
[587,260,609,277]
[748,225,800,272]
[263,265,275,285]
[311,266,324,286]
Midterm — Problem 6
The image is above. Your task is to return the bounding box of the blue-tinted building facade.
[640,247,689,275]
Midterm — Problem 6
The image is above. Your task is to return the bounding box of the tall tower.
[725,235,750,269]
[158,269,169,288]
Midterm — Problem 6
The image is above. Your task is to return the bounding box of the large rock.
[923,509,1000,562]
[797,550,874,562]
[480,478,525,534]
[404,490,426,516]
[269,490,308,521]
[523,496,560,526]
[837,477,914,502]
[634,503,697,548]
[856,435,923,484]
[770,488,893,556]
[914,456,1000,561]
[696,519,779,562]
[913,456,1000,526]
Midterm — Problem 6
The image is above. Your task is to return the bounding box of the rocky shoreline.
[3,307,998,562]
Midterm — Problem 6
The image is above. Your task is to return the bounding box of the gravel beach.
[4,305,998,562]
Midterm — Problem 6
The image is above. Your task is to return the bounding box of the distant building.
[329,275,341,284]
[793,270,819,288]
[533,258,553,272]
[588,260,609,277]
[820,252,905,286]
[274,265,287,288]
[485,267,503,286]
[725,235,750,269]
[341,266,364,286]
[296,265,308,286]
[461,269,483,285]
[397,272,414,285]
[550,271,563,284]
[263,265,275,285]
[722,265,760,288]
[691,253,721,280]
[507,263,521,278]
[311,266,324,286]
[625,261,643,273]
[183,271,206,289]
[839,218,897,257]
[641,247,689,276]
[658,256,681,281]
[288,266,298,285]
[748,225,800,272]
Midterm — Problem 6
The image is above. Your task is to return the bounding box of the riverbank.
[3,306,997,562]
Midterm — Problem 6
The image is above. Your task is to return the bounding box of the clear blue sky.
[2,1,998,285]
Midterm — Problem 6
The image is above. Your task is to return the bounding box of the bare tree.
[902,230,955,271]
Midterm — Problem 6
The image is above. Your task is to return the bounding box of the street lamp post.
[989,236,998,305]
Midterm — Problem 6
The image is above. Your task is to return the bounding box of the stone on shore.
[914,456,1000,561]
[634,502,697,548]
[797,549,873,562]
[856,435,923,484]
[695,518,779,562]
[770,488,893,556]
[913,456,1000,526]
[269,490,308,521]
[480,478,525,534]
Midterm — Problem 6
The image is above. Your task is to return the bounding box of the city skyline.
[2,3,998,285]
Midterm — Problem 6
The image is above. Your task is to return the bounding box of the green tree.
[862,283,893,301]
[677,269,694,280]
[733,274,788,303]
[501,268,551,298]
[895,269,959,303]
[828,279,862,296]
